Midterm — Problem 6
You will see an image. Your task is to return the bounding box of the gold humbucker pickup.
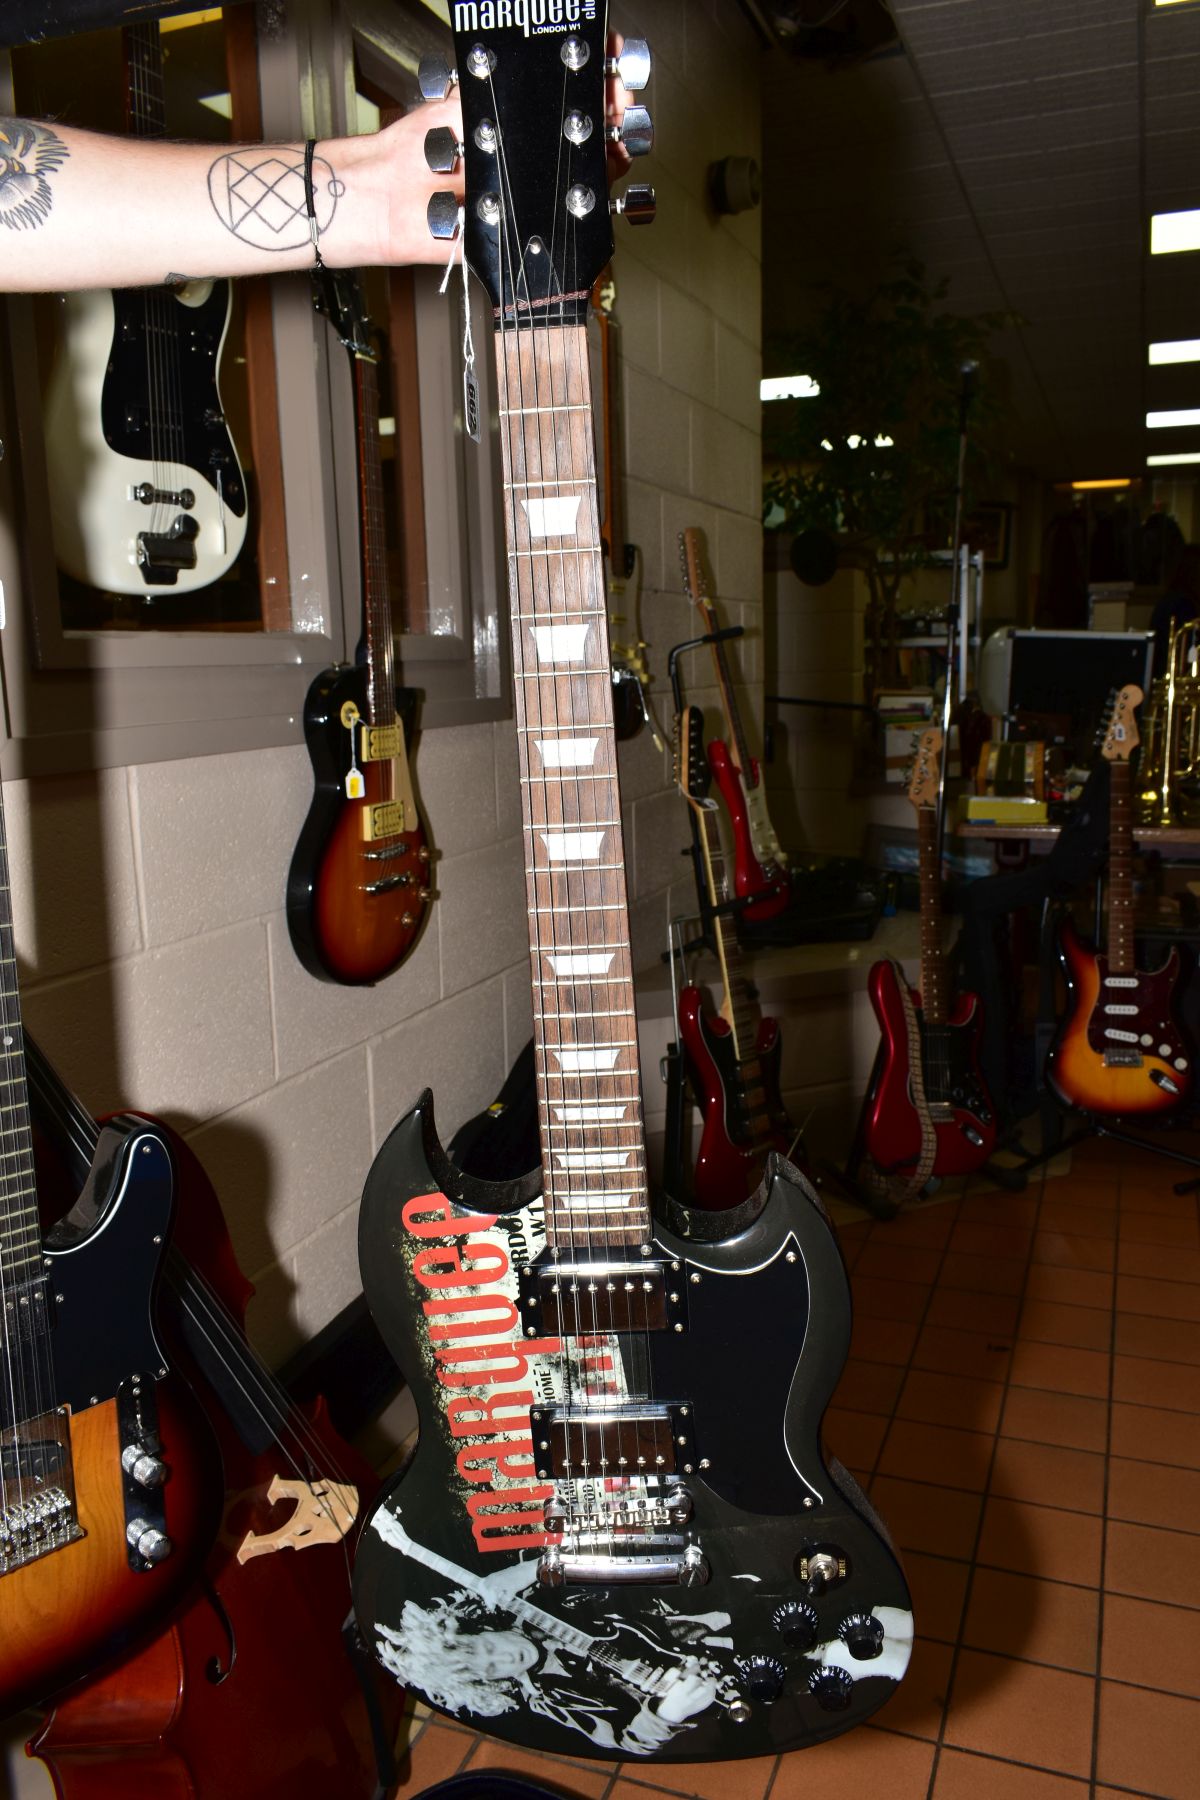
[363,800,405,843]
[530,1404,693,1480]
[517,1261,687,1337]
[361,723,402,763]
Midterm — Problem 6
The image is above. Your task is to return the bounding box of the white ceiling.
[762,0,1200,480]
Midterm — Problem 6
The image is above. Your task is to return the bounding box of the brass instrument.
[1136,621,1200,824]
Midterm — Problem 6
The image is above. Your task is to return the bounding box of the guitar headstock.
[311,267,376,361]
[673,704,711,814]
[1100,684,1143,762]
[679,528,713,617]
[421,13,654,328]
[907,727,944,812]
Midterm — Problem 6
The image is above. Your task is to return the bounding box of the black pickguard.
[352,1095,911,1763]
[100,284,245,517]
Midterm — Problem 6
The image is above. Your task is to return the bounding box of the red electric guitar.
[286,270,433,986]
[24,1036,404,1799]
[862,727,996,1189]
[679,528,790,924]
[1046,685,1193,1119]
[674,705,796,1206]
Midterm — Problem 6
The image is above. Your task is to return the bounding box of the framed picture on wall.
[966,501,1014,570]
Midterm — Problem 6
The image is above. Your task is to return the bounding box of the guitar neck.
[1108,760,1135,974]
[124,22,166,140]
[705,606,756,783]
[352,352,397,730]
[916,808,948,1026]
[496,323,649,1253]
[695,803,760,1063]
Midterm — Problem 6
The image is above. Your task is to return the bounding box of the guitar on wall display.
[861,727,996,1198]
[679,529,790,925]
[286,269,433,986]
[674,704,797,1208]
[1047,685,1193,1118]
[43,19,247,593]
[0,805,219,1717]
[352,10,911,1763]
[23,1037,403,1799]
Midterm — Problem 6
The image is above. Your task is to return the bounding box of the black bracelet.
[303,138,324,269]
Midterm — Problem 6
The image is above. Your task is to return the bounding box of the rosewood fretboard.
[1107,760,1135,975]
[916,807,948,1027]
[496,324,649,1254]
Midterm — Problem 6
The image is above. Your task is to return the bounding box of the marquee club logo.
[453,1,597,37]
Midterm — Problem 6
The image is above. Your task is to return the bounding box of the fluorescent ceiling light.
[1155,1,1196,8]
[760,375,820,401]
[1150,339,1200,364]
[1152,210,1200,255]
[1072,479,1132,490]
[1148,451,1200,465]
[1147,408,1200,428]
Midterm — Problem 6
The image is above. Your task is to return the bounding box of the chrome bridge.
[0,1409,83,1575]
[538,1476,709,1588]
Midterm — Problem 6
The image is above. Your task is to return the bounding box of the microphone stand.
[934,360,978,878]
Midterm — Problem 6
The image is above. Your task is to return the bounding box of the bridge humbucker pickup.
[361,724,402,763]
[518,1260,686,1336]
[363,800,405,842]
[530,1404,693,1480]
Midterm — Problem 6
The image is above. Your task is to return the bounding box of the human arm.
[0,103,464,292]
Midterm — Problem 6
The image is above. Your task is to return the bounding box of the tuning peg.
[608,104,653,158]
[611,184,656,226]
[426,191,461,241]
[606,37,651,91]
[418,54,458,101]
[424,126,463,174]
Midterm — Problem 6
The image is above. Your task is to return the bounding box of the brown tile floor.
[391,1136,1200,1800]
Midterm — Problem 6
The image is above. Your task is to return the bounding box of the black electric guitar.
[0,784,219,1716]
[286,270,433,985]
[43,20,247,593]
[352,11,911,1765]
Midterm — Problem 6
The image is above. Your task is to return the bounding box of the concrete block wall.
[5,0,764,1376]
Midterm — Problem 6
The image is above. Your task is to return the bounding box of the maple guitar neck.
[694,798,763,1066]
[496,324,650,1252]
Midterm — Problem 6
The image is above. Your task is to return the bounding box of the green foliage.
[764,261,1007,596]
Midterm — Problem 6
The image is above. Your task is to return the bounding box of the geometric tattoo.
[0,118,69,232]
[207,145,343,252]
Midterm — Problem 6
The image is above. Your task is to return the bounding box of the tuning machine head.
[418,54,458,101]
[606,37,651,92]
[611,183,656,227]
[424,126,463,174]
[426,191,461,241]
[607,104,653,159]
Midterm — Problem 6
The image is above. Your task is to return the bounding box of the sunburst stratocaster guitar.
[351,11,911,1764]
[1046,684,1193,1118]
[862,727,996,1184]
[674,704,795,1208]
[0,802,218,1716]
[679,529,789,924]
[286,270,433,985]
[43,20,247,593]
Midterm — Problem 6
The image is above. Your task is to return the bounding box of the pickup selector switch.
[772,1600,820,1651]
[734,1654,785,1703]
[840,1612,885,1660]
[809,1666,853,1711]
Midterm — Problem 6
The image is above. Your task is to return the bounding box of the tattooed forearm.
[207,144,344,252]
[0,117,69,232]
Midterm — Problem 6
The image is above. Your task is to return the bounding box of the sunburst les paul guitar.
[1046,684,1193,1119]
[43,20,247,593]
[351,10,911,1765]
[679,529,789,924]
[286,271,433,986]
[862,727,996,1187]
[674,704,796,1208]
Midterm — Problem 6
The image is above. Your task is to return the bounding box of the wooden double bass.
[24,1042,403,1800]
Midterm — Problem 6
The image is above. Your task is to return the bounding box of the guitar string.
[26,1054,362,1547]
[133,28,171,550]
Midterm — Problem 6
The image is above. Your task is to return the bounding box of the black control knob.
[840,1613,885,1661]
[735,1654,785,1703]
[772,1600,820,1652]
[809,1666,853,1712]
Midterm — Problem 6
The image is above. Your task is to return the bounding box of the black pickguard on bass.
[352,1097,912,1763]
